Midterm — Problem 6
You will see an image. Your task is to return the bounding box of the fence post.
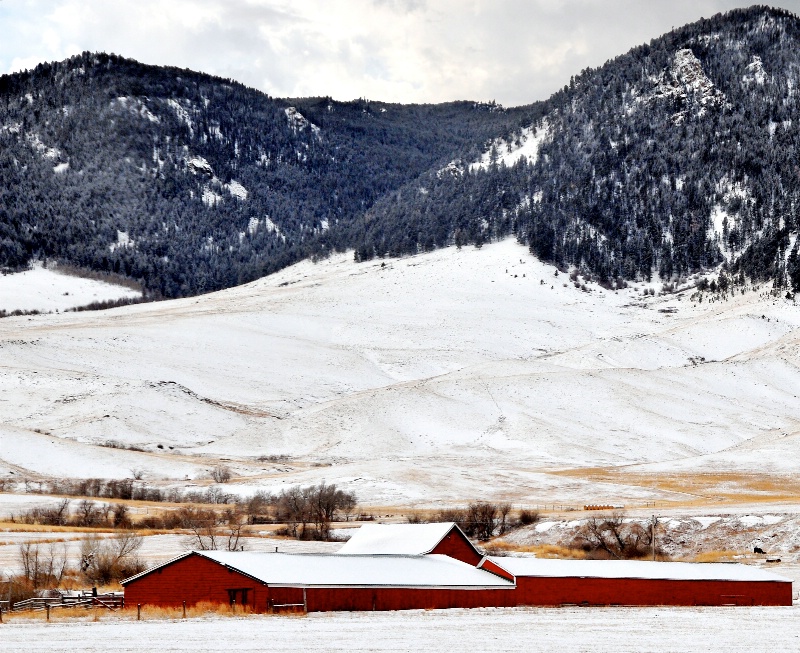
[46,604,50,622]
[182,600,186,619]
[137,604,141,621]
[1,606,4,623]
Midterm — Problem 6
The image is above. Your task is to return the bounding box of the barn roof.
[489,557,792,583]
[198,551,514,588]
[337,522,478,556]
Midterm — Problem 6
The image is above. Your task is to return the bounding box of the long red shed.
[491,557,792,607]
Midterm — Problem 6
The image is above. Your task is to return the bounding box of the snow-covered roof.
[338,522,472,556]
[198,551,513,588]
[489,557,791,583]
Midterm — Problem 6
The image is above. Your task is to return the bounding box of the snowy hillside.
[0,239,798,505]
[0,265,141,313]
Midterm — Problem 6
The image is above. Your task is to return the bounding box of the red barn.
[122,550,515,612]
[122,522,791,611]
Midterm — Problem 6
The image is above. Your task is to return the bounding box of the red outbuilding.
[121,522,791,611]
[491,557,792,607]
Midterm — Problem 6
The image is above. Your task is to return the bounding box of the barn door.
[226,588,251,606]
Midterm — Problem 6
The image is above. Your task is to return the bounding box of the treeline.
[408,502,540,541]
[9,481,358,542]
[9,477,233,504]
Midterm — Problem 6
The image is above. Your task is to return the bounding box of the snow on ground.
[0,239,798,505]
[0,266,141,313]
[470,120,551,171]
[3,606,800,653]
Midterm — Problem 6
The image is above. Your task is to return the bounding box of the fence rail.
[9,593,124,613]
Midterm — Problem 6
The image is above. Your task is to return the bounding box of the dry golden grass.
[0,535,73,545]
[689,550,745,563]
[0,521,121,534]
[2,601,284,623]
[551,469,800,508]
[486,541,589,559]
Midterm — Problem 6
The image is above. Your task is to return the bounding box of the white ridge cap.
[489,557,791,583]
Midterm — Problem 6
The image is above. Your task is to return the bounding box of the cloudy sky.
[2,1,800,106]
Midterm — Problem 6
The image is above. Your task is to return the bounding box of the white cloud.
[2,0,800,106]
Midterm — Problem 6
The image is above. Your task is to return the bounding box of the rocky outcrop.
[650,49,725,123]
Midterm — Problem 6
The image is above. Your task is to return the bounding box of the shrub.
[210,465,232,483]
[518,509,541,526]
[571,511,655,559]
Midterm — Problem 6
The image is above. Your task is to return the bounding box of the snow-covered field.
[0,239,798,506]
[3,606,800,652]
[0,265,141,313]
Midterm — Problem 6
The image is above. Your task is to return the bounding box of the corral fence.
[1,591,123,616]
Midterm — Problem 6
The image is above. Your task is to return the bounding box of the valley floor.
[2,605,800,653]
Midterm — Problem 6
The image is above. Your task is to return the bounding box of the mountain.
[1,6,800,298]
[355,5,800,293]
[0,53,531,297]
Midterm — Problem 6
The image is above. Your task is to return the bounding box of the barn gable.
[338,522,481,565]
[121,551,264,609]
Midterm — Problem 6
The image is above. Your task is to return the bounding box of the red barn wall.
[429,529,482,566]
[514,576,791,607]
[123,555,265,610]
[303,587,516,612]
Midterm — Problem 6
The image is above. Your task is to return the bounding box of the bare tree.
[498,503,512,535]
[111,503,130,528]
[50,498,71,526]
[221,509,246,552]
[179,507,222,550]
[572,511,653,559]
[276,486,312,538]
[434,508,469,532]
[76,499,101,527]
[19,541,68,589]
[276,483,357,540]
[80,532,146,584]
[180,507,246,551]
[210,465,232,483]
[466,502,498,540]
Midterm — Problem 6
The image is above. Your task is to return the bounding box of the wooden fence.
[5,592,123,613]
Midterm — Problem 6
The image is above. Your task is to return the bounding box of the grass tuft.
[690,550,743,563]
